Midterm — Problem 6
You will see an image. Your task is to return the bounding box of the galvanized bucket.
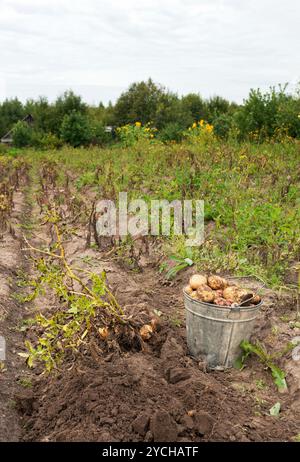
[184,277,263,369]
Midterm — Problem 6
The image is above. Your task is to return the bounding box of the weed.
[17,377,32,388]
[271,325,280,336]
[18,318,36,332]
[255,379,267,390]
[236,340,294,392]
[280,315,291,323]
[170,316,183,328]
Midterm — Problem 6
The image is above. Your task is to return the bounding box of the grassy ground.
[13,141,300,286]
[3,138,300,286]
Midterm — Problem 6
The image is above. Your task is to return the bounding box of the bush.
[91,122,113,145]
[212,114,233,139]
[0,144,9,155]
[158,122,183,143]
[60,111,92,147]
[12,121,33,148]
[34,132,63,150]
[184,120,214,144]
[234,85,300,141]
[116,122,156,146]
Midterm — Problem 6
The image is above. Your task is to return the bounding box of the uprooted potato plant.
[20,207,145,372]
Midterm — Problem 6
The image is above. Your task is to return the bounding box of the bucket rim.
[183,289,263,311]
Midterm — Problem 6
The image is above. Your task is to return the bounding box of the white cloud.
[0,0,299,103]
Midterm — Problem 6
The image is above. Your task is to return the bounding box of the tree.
[234,85,294,140]
[0,98,24,138]
[154,92,190,129]
[113,78,194,129]
[113,78,167,126]
[60,111,92,147]
[12,121,33,147]
[51,91,87,135]
[181,93,208,122]
[24,97,55,133]
[207,96,231,122]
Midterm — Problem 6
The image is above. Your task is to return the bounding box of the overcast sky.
[0,0,299,105]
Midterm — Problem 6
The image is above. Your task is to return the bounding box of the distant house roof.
[1,114,34,144]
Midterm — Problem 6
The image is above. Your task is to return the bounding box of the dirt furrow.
[0,190,32,441]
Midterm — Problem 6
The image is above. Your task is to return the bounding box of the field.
[0,138,299,442]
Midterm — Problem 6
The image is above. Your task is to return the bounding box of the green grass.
[17,377,33,388]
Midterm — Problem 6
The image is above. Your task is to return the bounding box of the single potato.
[207,275,228,290]
[189,274,208,290]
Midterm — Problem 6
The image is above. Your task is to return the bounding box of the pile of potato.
[184,274,261,307]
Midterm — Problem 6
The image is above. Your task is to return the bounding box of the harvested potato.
[184,285,194,295]
[197,288,215,304]
[198,284,213,292]
[140,324,153,341]
[190,291,199,299]
[189,274,208,290]
[207,275,228,290]
[184,274,262,308]
[252,295,262,305]
[214,297,231,307]
[237,289,254,304]
[150,318,160,331]
[223,286,239,301]
[98,327,109,340]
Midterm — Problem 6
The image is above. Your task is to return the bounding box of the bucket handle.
[227,274,266,307]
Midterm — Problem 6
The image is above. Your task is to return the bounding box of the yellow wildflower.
[135,121,141,127]
[192,122,197,129]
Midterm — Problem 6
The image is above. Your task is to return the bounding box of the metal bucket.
[184,279,263,369]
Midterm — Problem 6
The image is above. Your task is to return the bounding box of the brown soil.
[0,191,32,441]
[1,187,300,443]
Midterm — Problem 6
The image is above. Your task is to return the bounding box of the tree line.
[1,78,300,148]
